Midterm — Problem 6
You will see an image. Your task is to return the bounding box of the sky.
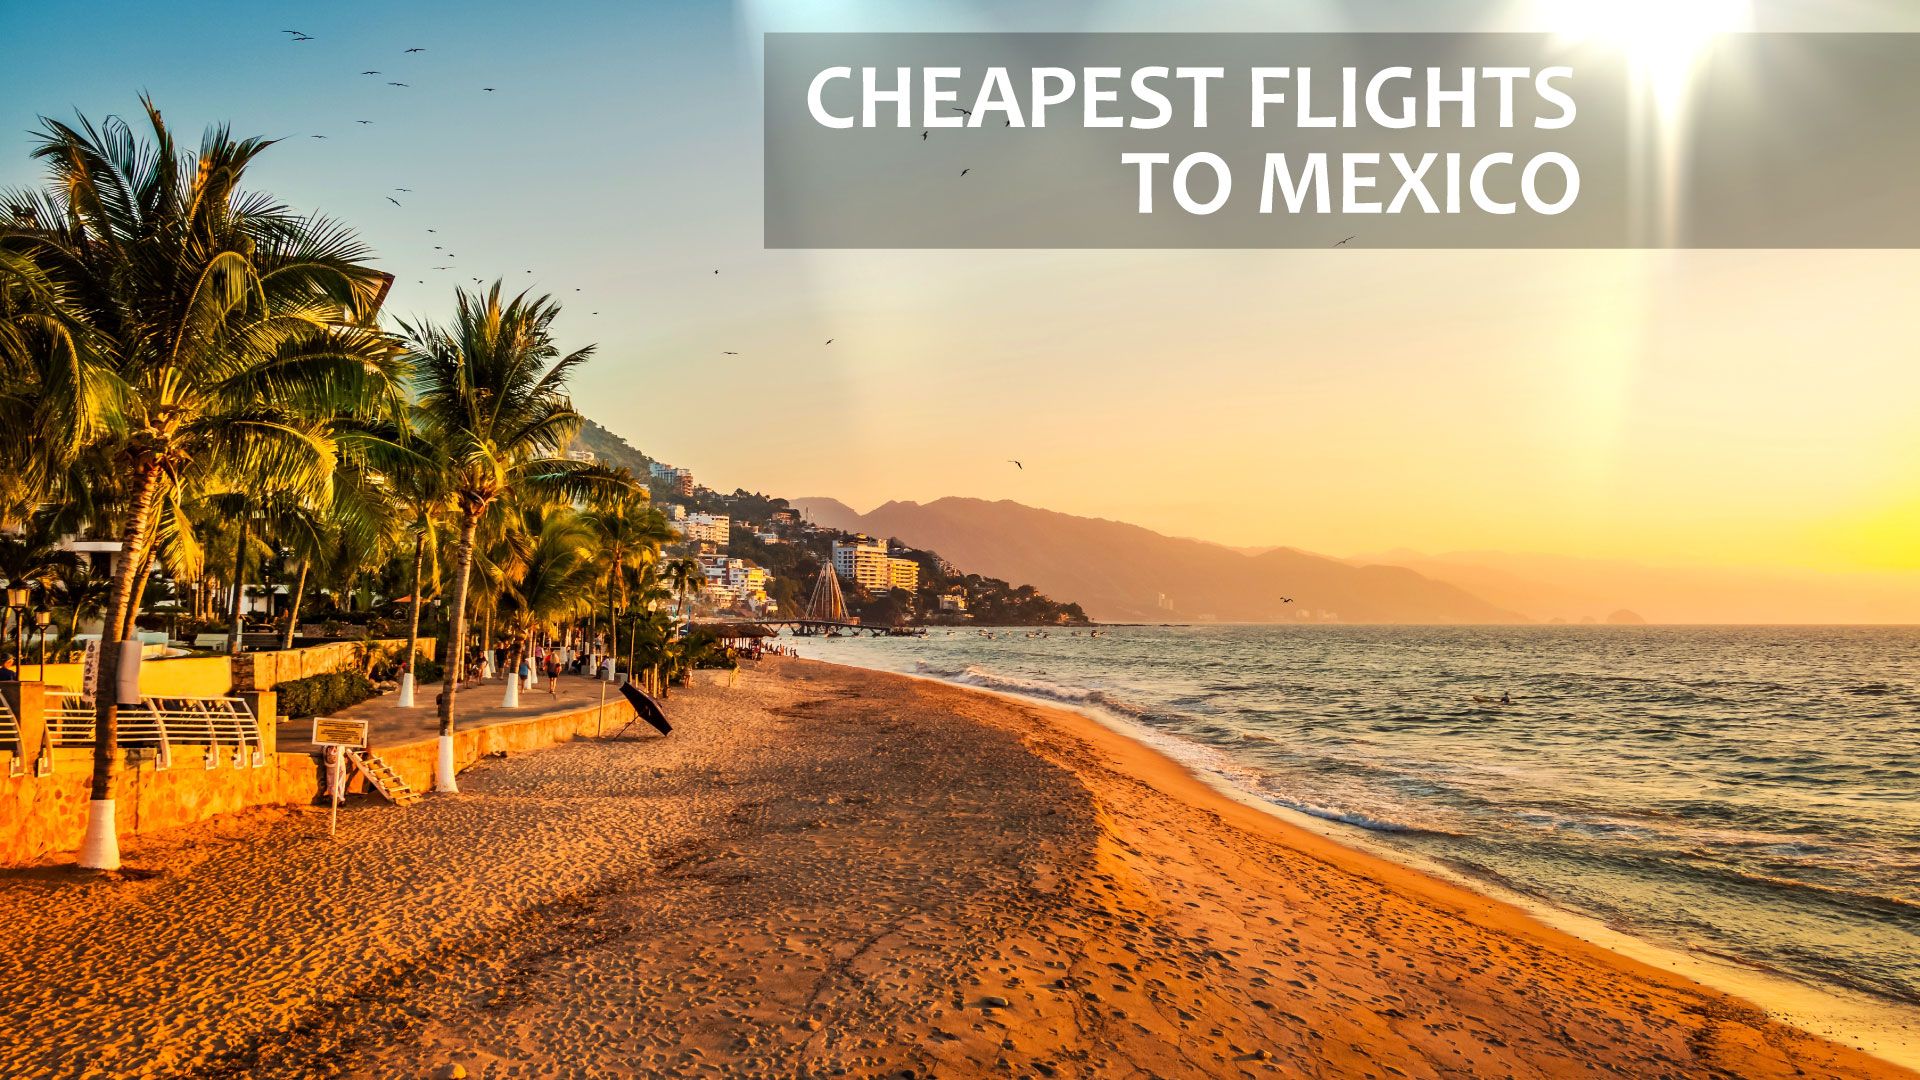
[5,1,1918,603]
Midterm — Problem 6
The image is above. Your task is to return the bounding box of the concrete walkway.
[275,672,635,755]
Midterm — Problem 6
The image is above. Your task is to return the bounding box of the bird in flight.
[712,269,719,274]
[960,168,970,176]
[361,70,381,76]
[824,339,833,345]
[404,47,426,53]
[1333,236,1355,247]
[426,228,436,233]
[920,131,928,140]
[284,31,314,41]
[1008,460,1023,470]
[386,196,401,206]
[355,120,372,125]
[483,87,496,92]
[311,134,328,140]
[395,187,412,192]
[722,351,738,355]
[388,82,410,87]
[952,106,971,116]
[1280,597,1295,603]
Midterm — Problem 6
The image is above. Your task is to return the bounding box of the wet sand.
[0,658,1909,1079]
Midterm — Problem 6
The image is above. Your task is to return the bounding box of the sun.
[1534,0,1754,115]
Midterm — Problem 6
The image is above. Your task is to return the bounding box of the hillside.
[571,419,655,475]
[570,424,1086,625]
[793,497,1522,624]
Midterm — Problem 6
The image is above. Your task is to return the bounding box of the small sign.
[311,717,369,748]
[79,640,100,708]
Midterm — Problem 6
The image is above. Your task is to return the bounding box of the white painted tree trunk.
[396,672,416,708]
[80,800,120,870]
[502,674,521,708]
[433,734,459,793]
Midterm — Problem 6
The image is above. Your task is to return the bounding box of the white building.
[697,553,770,608]
[680,512,730,546]
[833,536,918,593]
[648,461,695,495]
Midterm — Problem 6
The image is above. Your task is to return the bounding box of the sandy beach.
[0,657,1909,1079]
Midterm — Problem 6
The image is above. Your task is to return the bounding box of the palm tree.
[496,503,600,700]
[587,489,673,681]
[665,556,704,621]
[1,99,400,868]
[402,283,628,792]
[0,242,99,521]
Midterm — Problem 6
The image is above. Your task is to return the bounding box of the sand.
[0,657,1909,1079]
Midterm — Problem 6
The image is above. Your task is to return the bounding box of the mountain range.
[792,497,1525,624]
[579,420,1919,624]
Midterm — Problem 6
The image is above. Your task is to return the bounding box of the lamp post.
[33,608,51,681]
[5,584,29,674]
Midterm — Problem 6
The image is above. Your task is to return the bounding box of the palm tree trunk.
[405,530,425,676]
[226,512,250,656]
[116,542,158,642]
[606,557,621,681]
[434,509,481,792]
[83,461,166,869]
[282,561,308,650]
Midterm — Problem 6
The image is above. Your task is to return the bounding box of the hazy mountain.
[792,497,1522,624]
[1357,549,1920,625]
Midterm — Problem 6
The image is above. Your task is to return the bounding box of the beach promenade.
[0,658,1907,1079]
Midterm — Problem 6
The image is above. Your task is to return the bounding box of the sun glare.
[1545,0,1751,111]
[1534,0,1753,243]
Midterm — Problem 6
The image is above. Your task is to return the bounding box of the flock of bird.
[277,29,535,300]
[272,28,855,346]
[272,29,1348,479]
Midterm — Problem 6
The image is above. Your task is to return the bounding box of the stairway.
[346,748,422,807]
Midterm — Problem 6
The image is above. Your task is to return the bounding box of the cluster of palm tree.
[0,99,700,868]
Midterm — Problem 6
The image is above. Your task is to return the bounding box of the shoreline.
[811,653,1920,1073]
[2,657,1910,1078]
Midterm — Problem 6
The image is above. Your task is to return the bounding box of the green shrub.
[275,670,376,719]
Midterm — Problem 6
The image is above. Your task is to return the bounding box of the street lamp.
[5,585,29,674]
[33,609,50,681]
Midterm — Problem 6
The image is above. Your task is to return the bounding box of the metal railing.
[45,693,97,747]
[0,694,20,775]
[44,693,264,768]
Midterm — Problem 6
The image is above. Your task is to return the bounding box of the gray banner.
[764,33,1920,249]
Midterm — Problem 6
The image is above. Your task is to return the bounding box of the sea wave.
[1263,798,1463,837]
[830,625,1920,1009]
[917,662,1189,726]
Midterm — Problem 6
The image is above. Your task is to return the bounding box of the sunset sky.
[5,1,1917,603]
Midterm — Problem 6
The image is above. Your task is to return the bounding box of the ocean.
[788,624,1920,1008]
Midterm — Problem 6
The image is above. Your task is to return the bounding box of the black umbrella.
[618,680,672,735]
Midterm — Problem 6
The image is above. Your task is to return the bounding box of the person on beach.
[545,650,561,697]
[1500,690,1512,706]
